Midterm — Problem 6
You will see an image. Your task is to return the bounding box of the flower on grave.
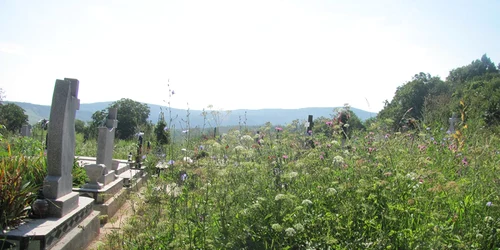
[275,127,283,132]
[285,227,296,237]
[271,223,283,232]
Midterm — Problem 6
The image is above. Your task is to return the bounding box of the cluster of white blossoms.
[275,194,287,201]
[333,155,344,165]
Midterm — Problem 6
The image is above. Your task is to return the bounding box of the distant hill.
[7,101,377,127]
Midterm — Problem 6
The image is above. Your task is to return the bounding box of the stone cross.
[448,113,458,134]
[96,108,118,186]
[43,78,80,217]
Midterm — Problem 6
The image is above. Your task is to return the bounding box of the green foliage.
[154,112,170,146]
[0,155,45,231]
[447,54,498,84]
[85,109,106,140]
[378,73,448,130]
[0,103,29,133]
[74,119,86,135]
[110,98,151,140]
[101,125,500,249]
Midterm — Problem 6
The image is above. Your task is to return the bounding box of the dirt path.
[85,193,140,250]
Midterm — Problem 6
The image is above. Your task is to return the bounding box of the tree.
[85,109,107,140]
[74,119,86,134]
[110,98,150,140]
[0,88,5,105]
[0,103,28,133]
[378,73,446,129]
[154,110,170,146]
[447,54,498,84]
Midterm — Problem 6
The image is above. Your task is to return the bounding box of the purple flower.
[181,173,188,181]
[171,90,175,95]
[142,155,147,160]
[282,154,288,159]
[164,126,169,131]
[275,127,283,132]
[487,201,493,207]
[462,157,468,166]
[167,160,175,165]
[319,154,324,160]
[326,121,333,126]
[307,130,312,136]
[199,145,204,150]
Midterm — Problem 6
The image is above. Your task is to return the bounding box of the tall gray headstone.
[43,78,80,217]
[97,108,118,185]
[21,124,31,137]
[448,113,458,134]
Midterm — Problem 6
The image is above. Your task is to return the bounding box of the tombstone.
[448,113,458,134]
[2,79,99,250]
[135,132,144,168]
[96,108,118,186]
[20,124,31,137]
[43,78,81,217]
[307,115,314,134]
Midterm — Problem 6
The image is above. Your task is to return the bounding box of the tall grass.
[99,121,500,249]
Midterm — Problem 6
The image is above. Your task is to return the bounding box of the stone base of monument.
[73,177,125,223]
[118,168,144,187]
[112,159,130,175]
[1,197,99,250]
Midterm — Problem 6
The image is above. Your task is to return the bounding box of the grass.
[96,121,500,249]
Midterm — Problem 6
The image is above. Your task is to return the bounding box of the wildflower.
[319,154,324,160]
[486,201,493,207]
[462,157,468,166]
[275,194,286,201]
[343,124,350,128]
[326,144,331,148]
[285,227,296,237]
[142,155,147,160]
[333,156,344,165]
[301,199,313,206]
[275,127,283,131]
[282,154,288,159]
[327,188,337,194]
[326,121,333,126]
[180,173,188,181]
[234,145,245,152]
[163,126,169,131]
[199,145,204,150]
[385,133,390,139]
[418,144,427,151]
[182,130,189,133]
[271,223,283,231]
[294,223,304,232]
[167,160,175,165]
[171,90,175,95]
[307,130,312,135]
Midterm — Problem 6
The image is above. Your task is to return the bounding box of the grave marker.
[43,78,80,217]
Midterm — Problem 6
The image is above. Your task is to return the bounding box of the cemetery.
[2,62,500,249]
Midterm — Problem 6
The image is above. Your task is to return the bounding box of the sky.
[1,0,499,113]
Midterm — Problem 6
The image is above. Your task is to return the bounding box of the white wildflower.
[272,223,282,231]
[301,199,313,206]
[333,156,344,165]
[285,227,296,237]
[294,223,304,232]
[275,194,286,201]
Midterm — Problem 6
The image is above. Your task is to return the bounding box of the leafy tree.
[85,109,107,140]
[0,88,4,105]
[110,98,150,140]
[74,119,86,134]
[447,54,498,84]
[154,111,170,146]
[0,103,28,133]
[378,73,446,129]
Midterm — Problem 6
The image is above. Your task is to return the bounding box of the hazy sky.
[1,0,499,113]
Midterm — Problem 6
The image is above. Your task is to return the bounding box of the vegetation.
[0,103,29,134]
[2,55,500,248]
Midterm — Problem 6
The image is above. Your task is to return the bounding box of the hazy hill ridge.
[8,101,377,127]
